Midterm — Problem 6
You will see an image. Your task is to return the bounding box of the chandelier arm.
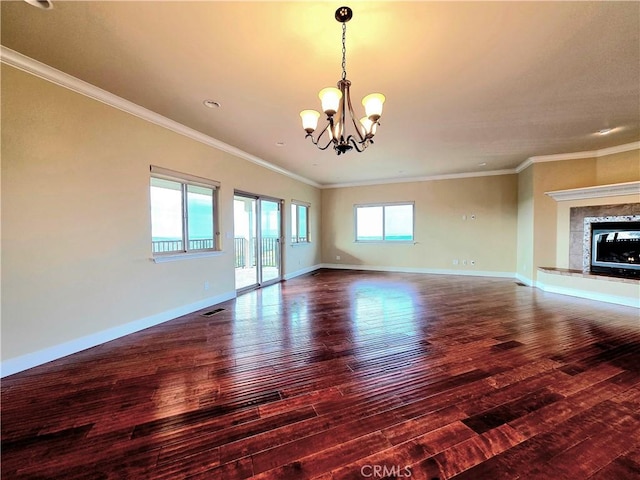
[305,133,334,151]
[344,82,366,143]
[318,119,338,146]
[309,122,335,151]
[317,140,335,151]
[346,135,368,153]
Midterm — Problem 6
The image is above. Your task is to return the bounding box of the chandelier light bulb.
[359,117,377,137]
[362,93,385,121]
[300,110,320,133]
[329,121,344,141]
[319,87,342,116]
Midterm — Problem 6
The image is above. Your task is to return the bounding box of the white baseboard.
[515,273,534,286]
[536,281,640,308]
[320,263,516,279]
[0,291,236,378]
[283,264,323,280]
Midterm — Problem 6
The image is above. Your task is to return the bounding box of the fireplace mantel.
[546,181,640,202]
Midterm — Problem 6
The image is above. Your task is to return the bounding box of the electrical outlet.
[204,281,210,291]
[336,255,341,261]
[452,259,459,265]
[462,260,467,266]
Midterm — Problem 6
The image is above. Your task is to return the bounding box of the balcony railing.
[234,237,246,268]
[234,236,279,268]
[152,238,215,254]
[152,237,278,267]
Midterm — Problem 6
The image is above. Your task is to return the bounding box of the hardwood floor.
[2,269,640,479]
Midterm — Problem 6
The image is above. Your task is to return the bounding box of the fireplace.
[590,222,640,277]
[584,215,640,279]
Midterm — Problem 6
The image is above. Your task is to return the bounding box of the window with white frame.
[355,202,414,242]
[291,201,310,243]
[150,166,220,256]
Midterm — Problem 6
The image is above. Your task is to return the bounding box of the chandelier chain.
[341,22,347,80]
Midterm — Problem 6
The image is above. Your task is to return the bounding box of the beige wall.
[532,157,598,278]
[516,165,534,281]
[1,65,321,362]
[595,149,640,184]
[321,175,518,273]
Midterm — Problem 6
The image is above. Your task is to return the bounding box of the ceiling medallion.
[300,6,385,155]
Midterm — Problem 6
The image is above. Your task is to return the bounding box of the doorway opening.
[233,192,283,292]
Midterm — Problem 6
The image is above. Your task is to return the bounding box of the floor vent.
[515,282,528,287]
[201,308,225,317]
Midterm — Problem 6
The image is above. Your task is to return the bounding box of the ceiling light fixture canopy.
[23,0,53,9]
[300,6,385,155]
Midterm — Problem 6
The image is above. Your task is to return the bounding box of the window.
[150,166,220,256]
[355,202,414,242]
[291,201,310,243]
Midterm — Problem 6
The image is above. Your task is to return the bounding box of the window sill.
[290,242,312,247]
[354,241,416,244]
[151,250,224,263]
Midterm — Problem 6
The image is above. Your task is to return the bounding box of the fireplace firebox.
[590,221,640,278]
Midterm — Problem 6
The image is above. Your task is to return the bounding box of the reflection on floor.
[235,266,280,290]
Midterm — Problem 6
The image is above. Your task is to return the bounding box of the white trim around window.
[291,200,311,244]
[150,165,221,259]
[354,201,415,243]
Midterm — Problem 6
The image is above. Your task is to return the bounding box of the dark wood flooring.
[2,269,640,479]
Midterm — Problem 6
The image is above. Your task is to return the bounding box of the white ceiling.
[2,1,639,187]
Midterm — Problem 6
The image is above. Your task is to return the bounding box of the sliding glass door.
[233,193,282,291]
[259,199,281,284]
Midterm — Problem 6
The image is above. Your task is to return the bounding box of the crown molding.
[0,46,322,189]
[322,168,517,189]
[516,141,640,173]
[596,141,640,157]
[545,181,640,202]
[515,158,534,173]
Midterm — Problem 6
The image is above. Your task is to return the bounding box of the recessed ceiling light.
[275,142,285,147]
[597,128,613,135]
[203,100,220,109]
[24,0,53,9]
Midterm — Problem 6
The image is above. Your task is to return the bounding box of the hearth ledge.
[538,267,639,285]
[537,267,639,308]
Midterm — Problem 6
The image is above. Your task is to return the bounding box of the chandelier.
[299,6,385,155]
